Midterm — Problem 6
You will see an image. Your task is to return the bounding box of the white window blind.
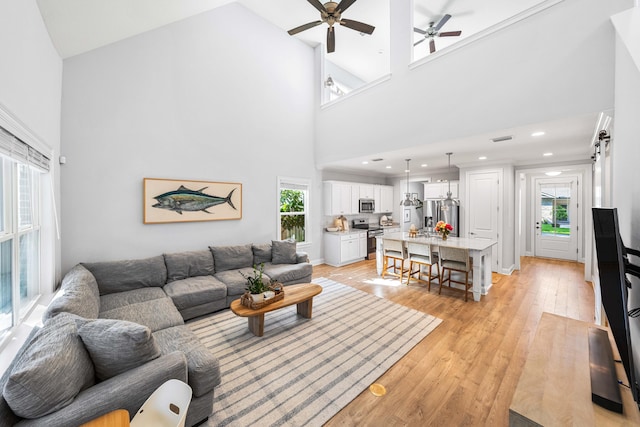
[0,126,50,172]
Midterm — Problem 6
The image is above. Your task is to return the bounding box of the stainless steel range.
[352,219,383,260]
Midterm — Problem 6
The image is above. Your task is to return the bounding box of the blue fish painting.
[152,185,237,215]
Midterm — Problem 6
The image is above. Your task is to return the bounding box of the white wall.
[315,0,631,167]
[612,9,640,392]
[0,0,63,289]
[60,3,320,271]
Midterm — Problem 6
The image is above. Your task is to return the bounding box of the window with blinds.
[0,125,46,336]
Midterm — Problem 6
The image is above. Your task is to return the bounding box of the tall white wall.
[315,0,631,166]
[612,9,640,390]
[60,3,319,272]
[0,0,63,288]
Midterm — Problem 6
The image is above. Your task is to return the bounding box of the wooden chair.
[406,242,439,290]
[438,246,473,301]
[382,239,408,282]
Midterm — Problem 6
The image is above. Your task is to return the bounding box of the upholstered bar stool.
[382,239,408,282]
[438,246,473,301]
[406,242,439,290]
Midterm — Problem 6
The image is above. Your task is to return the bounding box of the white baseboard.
[501,264,515,275]
[311,258,324,266]
[524,251,534,257]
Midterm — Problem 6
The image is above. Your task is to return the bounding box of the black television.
[592,207,640,411]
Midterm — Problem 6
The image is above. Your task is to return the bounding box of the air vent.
[491,135,513,142]
[371,158,384,162]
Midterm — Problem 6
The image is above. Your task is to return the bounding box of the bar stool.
[406,242,439,290]
[438,246,473,301]
[382,239,408,282]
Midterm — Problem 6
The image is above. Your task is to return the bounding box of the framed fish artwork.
[143,178,242,224]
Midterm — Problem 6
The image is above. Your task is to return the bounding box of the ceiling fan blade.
[414,38,426,47]
[288,21,323,35]
[433,14,451,32]
[429,39,436,54]
[327,27,335,53]
[439,30,462,37]
[413,27,427,35]
[340,19,375,34]
[307,0,327,14]
[336,0,358,13]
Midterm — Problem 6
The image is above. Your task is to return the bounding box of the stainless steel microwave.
[359,199,375,213]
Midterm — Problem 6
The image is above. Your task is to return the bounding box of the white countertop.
[377,231,497,251]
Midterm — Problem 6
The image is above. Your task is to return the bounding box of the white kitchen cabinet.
[359,184,374,199]
[350,184,360,214]
[359,232,367,257]
[424,181,458,199]
[324,232,366,267]
[324,181,355,215]
[379,185,394,212]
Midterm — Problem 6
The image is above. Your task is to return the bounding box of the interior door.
[467,170,500,272]
[534,177,578,261]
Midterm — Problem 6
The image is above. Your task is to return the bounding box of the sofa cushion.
[3,313,94,419]
[163,276,227,311]
[214,267,259,297]
[99,298,184,332]
[99,287,168,313]
[252,243,272,265]
[43,265,100,321]
[164,250,214,282]
[78,319,161,381]
[82,256,167,295]
[153,326,221,397]
[210,244,253,272]
[263,262,313,284]
[272,240,297,264]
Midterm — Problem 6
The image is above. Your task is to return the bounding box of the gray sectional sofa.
[0,241,312,426]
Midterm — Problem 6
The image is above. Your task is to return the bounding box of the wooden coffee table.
[230,283,322,337]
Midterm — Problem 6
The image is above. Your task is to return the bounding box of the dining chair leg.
[464,270,468,301]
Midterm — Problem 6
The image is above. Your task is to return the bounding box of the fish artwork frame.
[143,178,242,224]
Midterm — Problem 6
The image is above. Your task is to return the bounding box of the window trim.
[277,176,311,246]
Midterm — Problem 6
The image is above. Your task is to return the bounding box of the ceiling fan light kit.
[413,14,462,54]
[288,0,375,53]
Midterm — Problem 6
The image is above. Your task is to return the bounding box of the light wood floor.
[313,256,594,426]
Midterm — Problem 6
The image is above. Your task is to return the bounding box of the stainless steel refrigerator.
[424,199,460,237]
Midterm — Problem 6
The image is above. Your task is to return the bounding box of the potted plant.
[240,263,274,302]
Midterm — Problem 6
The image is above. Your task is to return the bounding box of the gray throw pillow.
[272,240,297,264]
[252,243,272,265]
[78,319,161,381]
[210,244,253,272]
[3,313,94,419]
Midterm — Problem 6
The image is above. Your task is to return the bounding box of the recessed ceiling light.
[478,156,487,160]
[532,131,545,137]
[545,171,562,176]
[543,152,553,156]
[421,164,428,167]
[385,166,391,169]
[362,161,369,165]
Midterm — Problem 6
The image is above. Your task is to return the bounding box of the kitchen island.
[376,232,497,301]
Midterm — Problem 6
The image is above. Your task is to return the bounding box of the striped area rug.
[188,277,442,426]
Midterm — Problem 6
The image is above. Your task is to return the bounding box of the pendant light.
[400,159,417,206]
[441,153,459,211]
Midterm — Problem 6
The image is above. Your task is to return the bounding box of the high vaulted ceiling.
[35,0,603,175]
